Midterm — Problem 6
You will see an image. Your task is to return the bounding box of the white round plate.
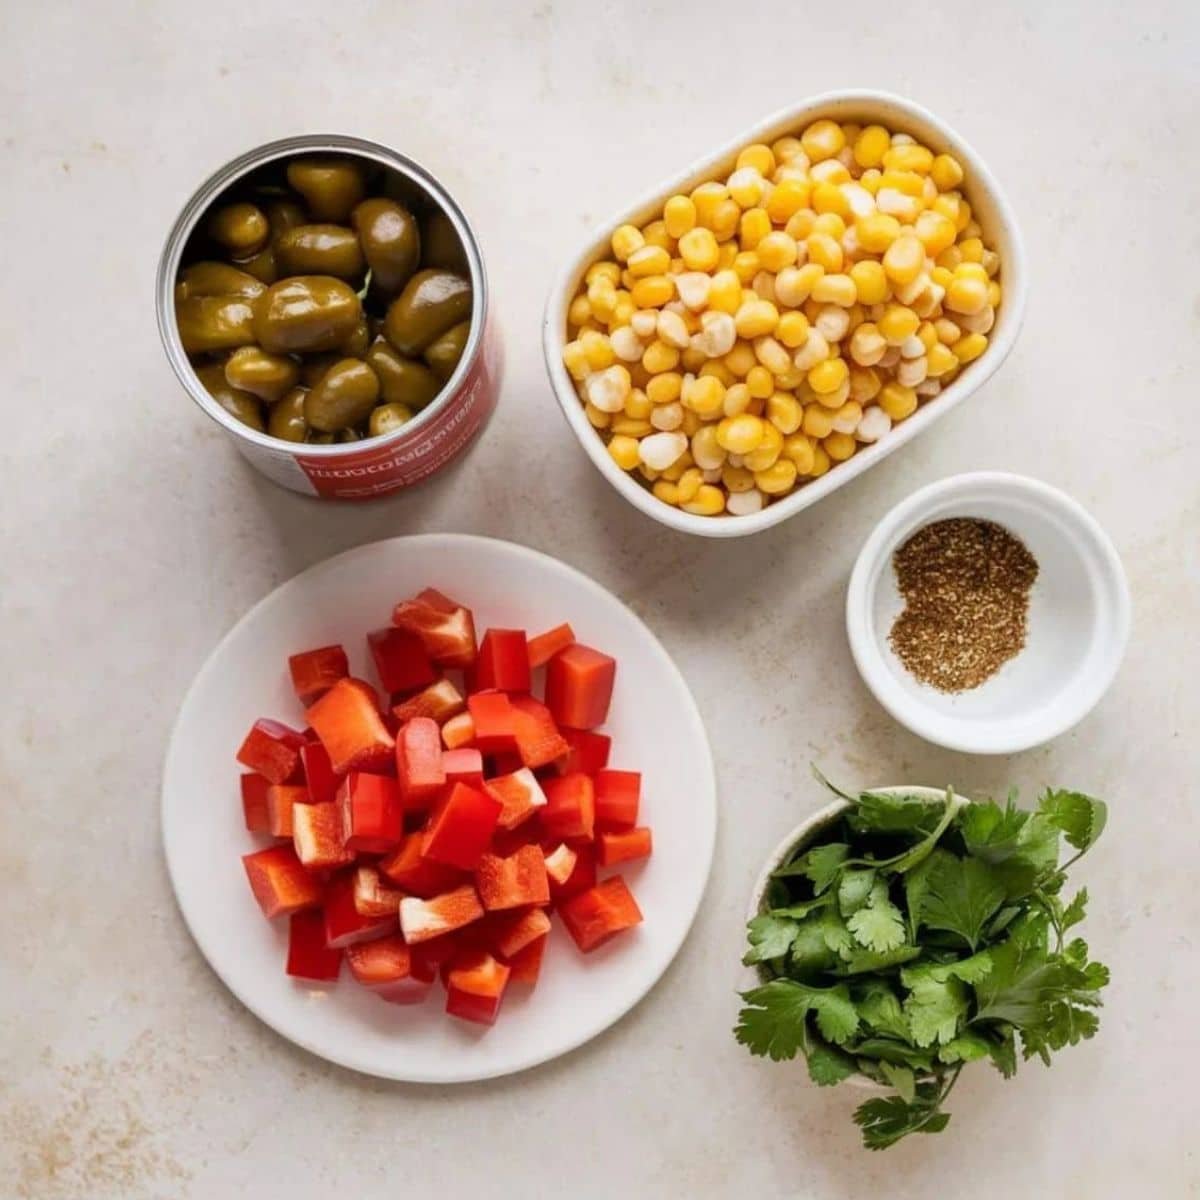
[162,534,716,1083]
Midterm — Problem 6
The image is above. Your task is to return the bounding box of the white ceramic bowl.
[543,90,1028,538]
[846,472,1131,754]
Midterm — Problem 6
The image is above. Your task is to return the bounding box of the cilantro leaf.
[787,915,840,976]
[833,944,922,976]
[958,794,1029,860]
[817,910,856,958]
[849,1038,934,1070]
[735,980,860,1059]
[742,914,799,965]
[854,1082,952,1150]
[769,894,833,920]
[848,791,947,835]
[903,848,954,938]
[1061,888,1088,931]
[855,982,911,1041]
[837,868,877,916]
[901,949,993,987]
[937,1031,992,1063]
[988,1026,1018,1078]
[774,842,849,893]
[917,855,1006,951]
[903,975,968,1047]
[847,880,907,952]
[1038,789,1107,855]
[879,1061,915,1102]
[805,1040,858,1086]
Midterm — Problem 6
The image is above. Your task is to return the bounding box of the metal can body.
[157,134,498,500]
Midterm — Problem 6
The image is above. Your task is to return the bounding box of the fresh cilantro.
[743,914,800,965]
[805,1040,858,1086]
[849,790,947,835]
[1038,789,1107,855]
[774,842,849,893]
[855,982,912,1041]
[837,868,877,915]
[937,1031,992,1064]
[1061,888,1088,931]
[879,1061,916,1102]
[904,974,968,1047]
[833,944,922,975]
[736,980,859,1058]
[916,855,1006,951]
[854,1078,955,1150]
[847,880,907,952]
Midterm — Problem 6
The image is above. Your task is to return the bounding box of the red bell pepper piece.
[489,906,551,959]
[465,691,518,753]
[345,933,434,1004]
[557,728,611,776]
[391,678,465,725]
[394,717,445,808]
[597,826,653,867]
[299,740,338,806]
[488,751,526,777]
[337,772,402,853]
[305,677,395,775]
[324,869,397,949]
[392,591,478,668]
[541,773,595,842]
[443,747,484,789]
[548,841,596,902]
[368,627,436,694]
[378,834,465,898]
[352,865,405,918]
[594,769,640,831]
[267,783,310,838]
[527,622,575,669]
[506,935,546,986]
[542,842,578,887]
[236,718,306,784]
[423,783,502,870]
[287,644,349,705]
[484,767,549,831]
[399,883,484,944]
[440,711,476,749]
[559,876,643,952]
[545,644,617,730]
[445,949,511,1025]
[475,845,550,911]
[474,629,531,693]
[240,774,271,834]
[286,909,342,981]
[242,845,322,919]
[508,694,571,769]
[292,800,355,871]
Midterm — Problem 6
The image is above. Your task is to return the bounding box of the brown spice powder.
[889,518,1039,693]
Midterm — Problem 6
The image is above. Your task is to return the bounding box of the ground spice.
[889,518,1039,693]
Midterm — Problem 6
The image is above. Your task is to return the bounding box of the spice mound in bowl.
[846,472,1130,755]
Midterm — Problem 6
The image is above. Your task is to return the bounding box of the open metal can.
[156,134,500,500]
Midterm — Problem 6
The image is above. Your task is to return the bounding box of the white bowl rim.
[845,471,1132,754]
[543,88,1029,539]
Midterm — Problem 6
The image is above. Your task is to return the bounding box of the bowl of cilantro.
[735,772,1110,1150]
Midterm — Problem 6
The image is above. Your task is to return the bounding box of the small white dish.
[846,472,1131,754]
[162,534,717,1083]
[543,89,1028,538]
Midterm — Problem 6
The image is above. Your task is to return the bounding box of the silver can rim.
[156,133,489,459]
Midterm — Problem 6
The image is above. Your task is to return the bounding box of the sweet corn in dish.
[562,120,1001,517]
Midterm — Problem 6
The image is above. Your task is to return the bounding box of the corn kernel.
[830,399,863,435]
[882,235,924,286]
[753,458,797,495]
[811,212,847,240]
[934,317,962,346]
[745,365,774,399]
[849,322,886,366]
[783,432,816,474]
[844,262,885,308]
[738,207,771,249]
[721,340,755,377]
[849,365,882,403]
[716,413,764,454]
[765,178,810,223]
[883,143,934,174]
[611,224,645,263]
[784,209,817,240]
[672,467,702,504]
[954,332,988,364]
[823,431,857,461]
[651,479,679,505]
[773,263,820,308]
[812,180,852,219]
[584,402,610,429]
[610,415,652,437]
[678,227,720,272]
[734,299,780,339]
[690,425,725,470]
[644,339,681,374]
[853,124,891,168]
[814,304,851,343]
[681,346,707,372]
[578,329,614,370]
[926,342,958,377]
[681,409,702,436]
[771,135,805,164]
[626,245,671,278]
[776,311,811,349]
[878,304,920,345]
[645,371,682,405]
[766,390,804,434]
[878,381,918,420]
[811,273,857,307]
[680,484,724,516]
[808,356,849,396]
[709,198,741,242]
[754,335,792,376]
[810,443,831,477]
[987,280,1002,308]
[914,210,957,256]
[930,153,964,191]
[640,221,671,251]
[945,274,988,316]
[684,373,728,418]
[568,295,593,328]
[663,194,697,239]
[720,463,754,493]
[691,181,728,225]
[622,386,651,418]
[631,275,674,308]
[721,381,752,417]
[806,233,843,273]
[562,339,589,380]
[700,360,736,387]
[801,119,845,162]
[958,237,984,265]
[585,261,620,286]
[859,168,882,194]
[752,232,795,274]
[802,403,835,438]
[791,327,830,371]
[743,421,783,471]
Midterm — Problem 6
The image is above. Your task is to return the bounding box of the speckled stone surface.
[2,2,1198,1196]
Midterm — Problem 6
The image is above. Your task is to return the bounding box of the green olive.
[264,197,307,239]
[194,362,265,432]
[424,320,471,382]
[337,427,364,443]
[176,295,257,354]
[236,245,277,284]
[224,346,301,403]
[275,224,365,280]
[368,402,413,438]
[421,209,469,273]
[305,359,380,432]
[268,387,310,442]
[252,276,362,354]
[365,337,443,409]
[352,198,420,294]
[207,202,269,257]
[299,353,341,388]
[285,157,367,222]
[175,261,266,301]
[340,318,371,358]
[383,269,472,356]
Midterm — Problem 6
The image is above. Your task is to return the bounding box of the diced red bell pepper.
[399,883,484,944]
[508,694,570,769]
[337,772,402,853]
[423,783,502,870]
[441,711,476,749]
[240,774,271,834]
[475,845,550,911]
[488,751,526,777]
[392,591,478,668]
[491,820,545,858]
[288,644,349,706]
[541,773,595,842]
[299,740,338,806]
[542,842,578,887]
[324,870,397,949]
[345,933,435,1004]
[559,876,643,952]
[379,834,465,898]
[410,929,464,971]
[474,629,531,693]
[286,909,342,981]
[352,865,405,918]
[489,906,551,959]
[305,677,395,775]
[594,769,641,831]
[391,679,465,725]
[236,718,306,784]
[557,728,611,776]
[445,949,510,1025]
[548,841,596,902]
[368,627,436,694]
[545,644,617,731]
[242,845,323,918]
[527,622,575,669]
[443,747,484,788]
[506,935,546,986]
[484,767,548,831]
[465,691,518,754]
[267,783,310,838]
[395,717,445,808]
[597,826,653,867]
[292,800,355,871]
